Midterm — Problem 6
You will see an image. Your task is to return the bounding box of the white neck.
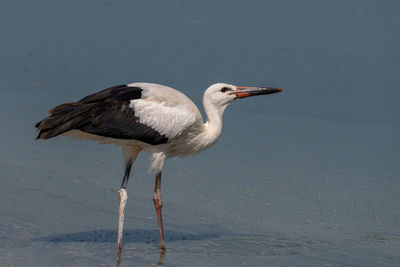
[166,93,229,157]
[201,97,227,148]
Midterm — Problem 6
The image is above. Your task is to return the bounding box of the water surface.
[1,1,399,266]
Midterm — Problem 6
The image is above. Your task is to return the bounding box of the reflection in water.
[116,250,121,267]
[157,250,165,266]
[116,248,165,267]
[35,228,221,266]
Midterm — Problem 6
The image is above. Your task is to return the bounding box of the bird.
[35,82,283,253]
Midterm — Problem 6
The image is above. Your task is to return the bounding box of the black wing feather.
[35,85,168,145]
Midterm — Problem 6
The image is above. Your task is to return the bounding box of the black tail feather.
[35,102,93,140]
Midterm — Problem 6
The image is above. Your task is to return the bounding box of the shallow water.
[1,0,399,266]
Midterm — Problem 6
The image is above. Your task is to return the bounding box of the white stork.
[35,82,283,252]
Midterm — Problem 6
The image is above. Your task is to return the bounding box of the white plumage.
[129,83,199,142]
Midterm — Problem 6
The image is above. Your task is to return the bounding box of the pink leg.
[116,160,133,252]
[117,188,128,252]
[153,171,166,252]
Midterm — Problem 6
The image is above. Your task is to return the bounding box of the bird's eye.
[220,87,231,93]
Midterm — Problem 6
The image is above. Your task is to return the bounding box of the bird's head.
[204,83,283,109]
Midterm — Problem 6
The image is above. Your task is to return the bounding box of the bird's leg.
[117,188,127,251]
[117,162,133,252]
[120,163,132,189]
[153,171,166,252]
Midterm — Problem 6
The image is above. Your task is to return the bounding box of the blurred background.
[1,1,399,266]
